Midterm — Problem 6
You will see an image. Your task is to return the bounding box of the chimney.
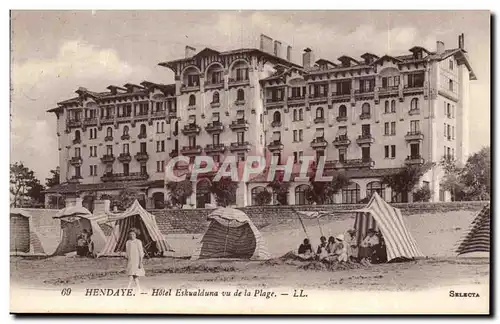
[302,48,315,69]
[287,45,292,61]
[259,34,273,53]
[436,41,445,54]
[185,46,196,58]
[458,33,465,49]
[273,40,282,57]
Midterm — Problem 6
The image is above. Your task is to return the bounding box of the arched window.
[447,103,451,116]
[123,125,129,136]
[342,182,360,204]
[366,181,386,200]
[295,185,310,205]
[212,92,219,104]
[237,89,245,101]
[299,109,303,121]
[152,192,165,209]
[316,107,324,119]
[189,94,196,106]
[140,124,146,136]
[251,186,269,206]
[362,103,370,115]
[411,98,419,111]
[293,109,298,121]
[339,105,347,117]
[448,79,453,91]
[273,111,281,123]
[384,101,390,113]
[74,130,81,141]
[106,127,113,137]
[391,100,396,113]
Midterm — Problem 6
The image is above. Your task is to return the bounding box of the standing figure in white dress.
[125,229,145,293]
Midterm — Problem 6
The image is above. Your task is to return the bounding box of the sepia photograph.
[9,9,491,314]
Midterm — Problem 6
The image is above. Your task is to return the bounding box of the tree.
[112,188,143,211]
[439,156,465,201]
[211,177,239,207]
[413,186,432,202]
[166,179,193,208]
[306,172,350,204]
[254,189,272,206]
[382,164,428,203]
[267,179,290,205]
[10,162,44,207]
[461,147,490,200]
[45,167,60,188]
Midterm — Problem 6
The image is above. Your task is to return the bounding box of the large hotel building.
[45,34,476,209]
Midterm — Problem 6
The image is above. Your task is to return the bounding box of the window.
[212,92,219,104]
[157,161,165,173]
[361,147,371,160]
[338,148,347,162]
[316,107,324,119]
[140,124,147,136]
[384,122,390,135]
[449,59,454,71]
[106,127,113,137]
[444,123,447,138]
[410,98,419,111]
[406,72,424,88]
[452,126,455,139]
[74,130,81,142]
[89,165,97,176]
[293,109,298,121]
[123,126,129,136]
[342,182,360,204]
[336,80,351,95]
[366,181,386,200]
[361,124,371,136]
[384,145,389,158]
[106,145,113,155]
[299,129,303,141]
[211,71,223,84]
[237,89,245,101]
[189,94,196,106]
[212,112,220,122]
[295,185,310,205]
[391,100,396,113]
[89,146,97,157]
[123,163,129,176]
[447,103,451,117]
[293,152,298,163]
[339,105,347,117]
[157,121,165,133]
[447,147,451,158]
[273,111,281,123]
[188,114,196,124]
[251,186,268,206]
[74,166,81,178]
[290,86,304,98]
[237,131,244,143]
[140,163,147,175]
[447,124,451,140]
[187,74,199,87]
[293,130,297,142]
[410,120,420,133]
[75,147,81,157]
[384,101,389,113]
[155,101,163,112]
[391,145,396,158]
[123,143,129,154]
[89,128,97,140]
[361,103,370,115]
[212,134,220,145]
[238,153,246,162]
[188,136,196,147]
[235,68,249,81]
[299,109,303,121]
[448,79,453,91]
[259,114,263,124]
[411,143,420,157]
[359,78,375,92]
[338,126,347,139]
[391,122,396,135]
[272,131,281,143]
[140,142,147,153]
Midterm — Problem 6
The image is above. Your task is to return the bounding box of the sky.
[10,10,490,181]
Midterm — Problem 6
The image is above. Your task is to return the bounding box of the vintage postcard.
[9,10,491,314]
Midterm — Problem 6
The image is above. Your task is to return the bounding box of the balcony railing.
[67,119,82,127]
[121,134,130,140]
[355,88,375,94]
[310,138,328,149]
[83,118,98,126]
[332,135,351,147]
[356,134,374,145]
[229,119,249,131]
[72,138,81,145]
[205,121,224,133]
[68,176,82,184]
[405,155,425,165]
[118,153,132,163]
[228,77,249,87]
[104,136,113,142]
[271,121,282,128]
[288,95,305,101]
[229,141,251,152]
[181,83,200,92]
[408,109,420,116]
[205,144,226,153]
[267,140,284,151]
[235,99,246,106]
[314,117,325,124]
[359,113,371,120]
[134,152,149,162]
[331,91,351,98]
[182,124,201,135]
[336,115,348,122]
[180,145,202,155]
[69,156,82,165]
[101,172,149,182]
[152,110,167,118]
[204,81,224,89]
[266,98,285,104]
[168,110,177,118]
[187,104,197,111]
[210,102,221,108]
[341,158,375,168]
[100,154,115,163]
[405,131,424,142]
[100,116,114,124]
[138,133,147,139]
[379,86,399,93]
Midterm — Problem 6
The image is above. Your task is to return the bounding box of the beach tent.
[456,204,490,256]
[10,208,50,256]
[191,207,270,260]
[98,200,173,257]
[348,192,424,262]
[52,205,108,256]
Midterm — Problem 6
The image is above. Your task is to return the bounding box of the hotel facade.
[45,34,476,209]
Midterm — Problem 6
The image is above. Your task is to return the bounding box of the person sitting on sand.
[297,238,314,260]
[345,229,358,261]
[333,234,348,263]
[316,236,328,261]
[326,236,336,254]
[359,229,380,265]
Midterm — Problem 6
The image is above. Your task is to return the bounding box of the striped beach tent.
[52,205,108,256]
[350,192,424,262]
[10,208,50,256]
[191,208,270,260]
[456,204,490,256]
[98,200,173,257]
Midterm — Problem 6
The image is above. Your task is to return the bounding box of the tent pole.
[223,219,231,258]
[292,208,310,240]
[317,217,324,237]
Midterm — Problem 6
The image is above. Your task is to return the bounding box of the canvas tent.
[456,204,490,256]
[191,208,270,260]
[98,200,173,257]
[348,192,424,262]
[10,208,50,256]
[52,205,108,256]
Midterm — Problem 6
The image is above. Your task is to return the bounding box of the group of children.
[297,228,385,264]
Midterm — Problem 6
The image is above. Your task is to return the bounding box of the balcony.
[271,121,282,128]
[138,133,147,139]
[68,176,82,184]
[121,134,130,141]
[405,131,424,142]
[67,119,82,128]
[310,138,328,149]
[229,119,249,131]
[69,156,82,166]
[100,154,115,164]
[168,110,177,119]
[182,124,201,135]
[118,153,132,163]
[180,145,202,155]
[228,77,249,87]
[265,98,285,106]
[181,84,200,93]
[336,115,348,122]
[235,99,246,106]
[205,144,226,153]
[229,141,251,152]
[403,84,424,95]
[309,93,328,103]
[204,81,224,90]
[100,116,114,125]
[151,110,167,118]
[104,136,113,142]
[341,158,375,169]
[331,91,351,99]
[267,140,284,151]
[72,138,81,145]
[378,86,399,95]
[101,172,149,182]
[356,134,374,145]
[210,102,221,108]
[314,117,325,124]
[287,96,305,105]
[134,152,149,162]
[359,113,371,120]
[83,118,98,126]
[332,135,351,147]
[205,121,224,134]
[405,155,425,165]
[408,109,420,116]
[187,104,197,111]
